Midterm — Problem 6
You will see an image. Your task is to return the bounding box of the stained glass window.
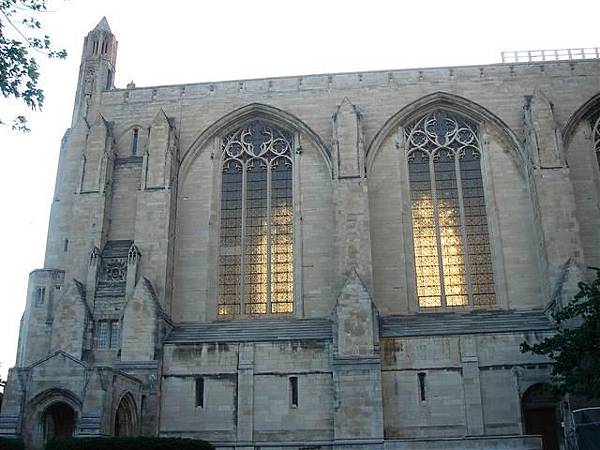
[592,112,600,168]
[218,122,294,316]
[406,111,495,308]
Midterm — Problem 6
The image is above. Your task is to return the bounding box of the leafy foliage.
[44,437,214,450]
[0,0,67,132]
[0,438,25,450]
[521,269,600,399]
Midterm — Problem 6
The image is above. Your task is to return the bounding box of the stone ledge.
[380,310,555,338]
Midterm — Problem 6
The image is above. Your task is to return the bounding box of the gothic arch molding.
[27,387,83,413]
[113,391,138,437]
[26,388,82,447]
[179,103,332,186]
[563,92,600,149]
[366,92,528,177]
[114,123,146,143]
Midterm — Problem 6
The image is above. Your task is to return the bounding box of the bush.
[0,438,24,450]
[45,437,214,450]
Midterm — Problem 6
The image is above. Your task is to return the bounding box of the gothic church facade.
[1,18,600,450]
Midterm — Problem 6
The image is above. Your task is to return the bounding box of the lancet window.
[405,110,495,308]
[592,112,600,168]
[218,121,294,316]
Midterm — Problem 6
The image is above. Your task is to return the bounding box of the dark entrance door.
[522,384,560,450]
[43,402,75,442]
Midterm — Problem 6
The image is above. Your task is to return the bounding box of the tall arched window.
[218,121,294,316]
[405,110,495,308]
[592,111,600,168]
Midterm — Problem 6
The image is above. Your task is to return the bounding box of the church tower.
[71,17,118,123]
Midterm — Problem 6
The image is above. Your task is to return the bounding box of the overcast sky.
[1,0,599,379]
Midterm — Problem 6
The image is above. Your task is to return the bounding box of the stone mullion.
[454,150,475,306]
[240,161,247,317]
[429,151,447,307]
[292,133,302,317]
[266,158,272,314]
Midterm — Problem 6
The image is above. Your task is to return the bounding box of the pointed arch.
[366,92,528,177]
[28,387,83,412]
[179,103,332,186]
[26,388,82,447]
[563,92,600,149]
[114,391,138,437]
[115,123,146,144]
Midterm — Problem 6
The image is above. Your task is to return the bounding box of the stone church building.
[1,18,599,450]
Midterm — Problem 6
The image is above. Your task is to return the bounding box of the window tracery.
[592,112,600,167]
[218,121,294,316]
[405,110,495,308]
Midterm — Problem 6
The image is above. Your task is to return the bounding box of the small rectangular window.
[132,128,139,155]
[418,372,427,402]
[289,376,298,408]
[34,287,46,307]
[109,321,120,349]
[64,239,69,252]
[195,377,204,408]
[98,321,109,348]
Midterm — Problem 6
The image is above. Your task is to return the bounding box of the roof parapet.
[501,47,600,63]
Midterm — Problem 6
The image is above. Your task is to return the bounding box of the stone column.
[332,97,373,291]
[236,343,254,448]
[460,336,484,435]
[331,98,383,450]
[332,271,384,450]
[524,89,585,306]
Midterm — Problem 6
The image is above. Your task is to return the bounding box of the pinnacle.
[92,16,112,33]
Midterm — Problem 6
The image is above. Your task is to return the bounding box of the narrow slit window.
[418,372,426,402]
[34,287,46,307]
[92,40,98,54]
[195,377,204,408]
[106,69,113,90]
[289,376,298,408]
[132,128,139,155]
[64,239,69,252]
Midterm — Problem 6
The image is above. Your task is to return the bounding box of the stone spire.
[92,16,112,33]
[71,17,118,125]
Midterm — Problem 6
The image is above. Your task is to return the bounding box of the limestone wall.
[37,59,600,322]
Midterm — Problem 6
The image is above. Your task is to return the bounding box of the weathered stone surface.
[3,17,599,450]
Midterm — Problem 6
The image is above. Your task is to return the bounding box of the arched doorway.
[114,393,137,437]
[522,384,561,450]
[43,402,76,442]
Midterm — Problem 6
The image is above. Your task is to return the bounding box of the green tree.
[0,0,67,132]
[521,269,600,399]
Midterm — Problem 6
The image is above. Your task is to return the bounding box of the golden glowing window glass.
[406,111,495,308]
[218,122,294,316]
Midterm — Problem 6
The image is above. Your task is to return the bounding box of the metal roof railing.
[501,48,600,63]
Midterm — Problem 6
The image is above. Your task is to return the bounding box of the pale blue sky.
[1,0,599,378]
